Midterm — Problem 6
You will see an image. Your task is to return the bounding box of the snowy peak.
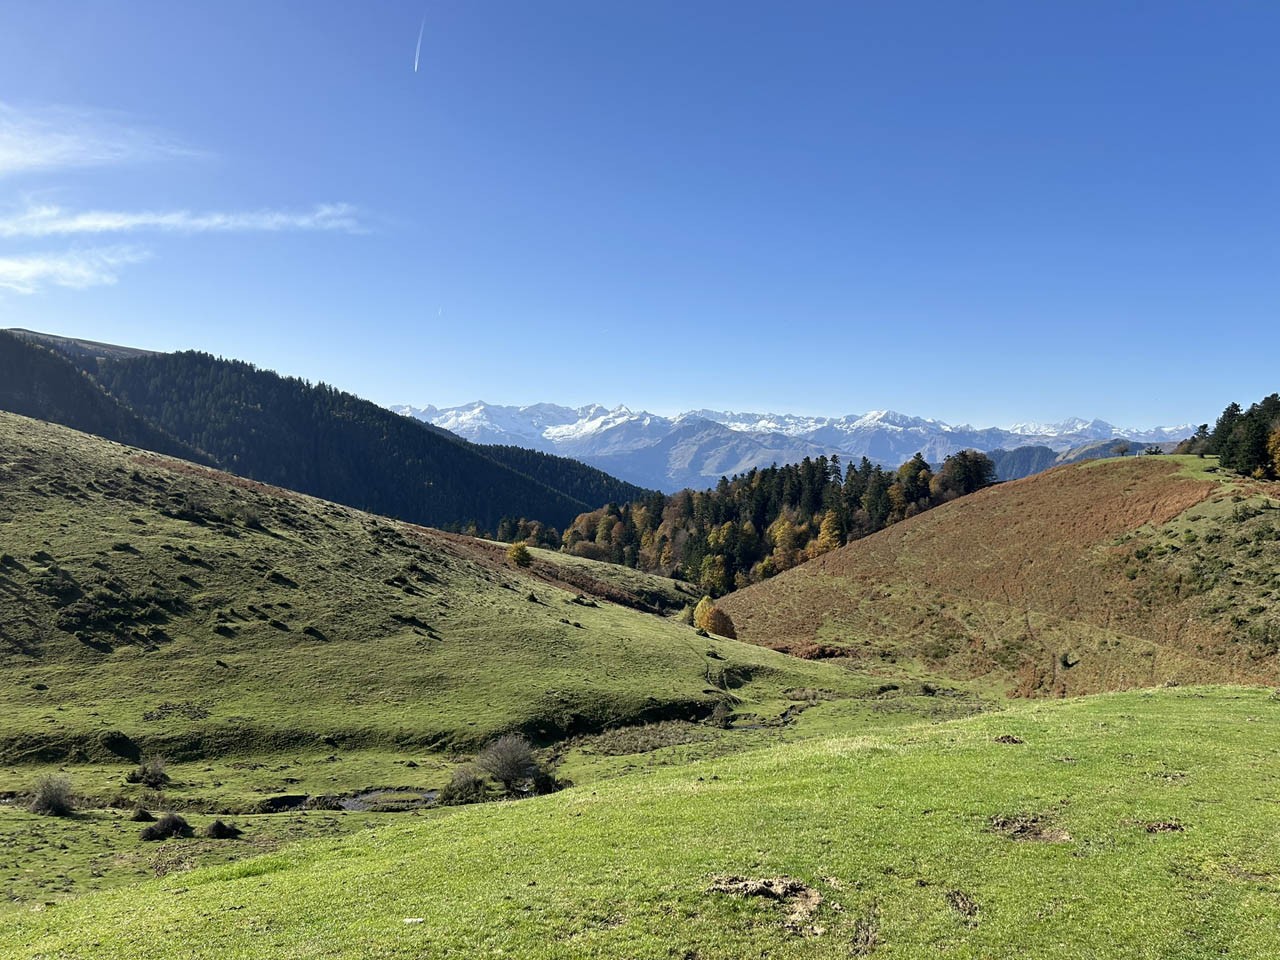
[394,400,1194,492]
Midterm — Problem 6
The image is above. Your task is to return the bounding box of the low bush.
[29,775,75,817]
[129,806,156,822]
[139,813,192,841]
[476,735,543,796]
[126,755,170,788]
[202,820,242,839]
[438,766,487,806]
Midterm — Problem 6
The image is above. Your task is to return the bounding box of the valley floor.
[3,686,1278,959]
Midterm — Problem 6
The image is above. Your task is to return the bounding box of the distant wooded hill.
[0,332,207,465]
[0,330,650,531]
[719,453,1280,691]
[558,450,998,596]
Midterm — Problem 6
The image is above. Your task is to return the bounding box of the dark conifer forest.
[552,449,997,596]
[1180,392,1280,478]
[0,335,652,532]
[0,332,208,464]
[86,351,651,531]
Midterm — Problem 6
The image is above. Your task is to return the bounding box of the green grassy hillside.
[1,411,934,905]
[3,686,1277,958]
[0,410,867,773]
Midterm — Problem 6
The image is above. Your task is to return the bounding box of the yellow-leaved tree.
[693,595,737,638]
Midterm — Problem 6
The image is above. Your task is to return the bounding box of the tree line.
[1179,392,1280,478]
[539,450,996,597]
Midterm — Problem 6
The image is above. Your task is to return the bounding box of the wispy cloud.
[0,104,366,295]
[0,202,364,238]
[0,102,199,178]
[0,246,150,294]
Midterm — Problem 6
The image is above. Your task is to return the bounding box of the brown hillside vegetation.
[719,456,1280,696]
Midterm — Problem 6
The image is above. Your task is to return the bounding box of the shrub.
[140,813,192,841]
[530,768,563,796]
[126,755,170,788]
[506,543,533,567]
[475,734,543,796]
[29,775,75,816]
[693,596,737,638]
[438,766,487,806]
[202,819,242,839]
[129,806,156,822]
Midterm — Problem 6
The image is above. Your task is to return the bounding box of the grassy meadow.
[0,411,976,908]
[4,412,1280,957]
[3,686,1278,958]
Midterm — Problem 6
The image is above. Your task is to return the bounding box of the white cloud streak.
[0,102,199,178]
[0,202,364,238]
[0,247,150,294]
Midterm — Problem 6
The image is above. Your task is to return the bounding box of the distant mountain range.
[393,402,1193,491]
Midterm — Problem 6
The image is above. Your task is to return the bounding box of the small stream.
[337,789,439,812]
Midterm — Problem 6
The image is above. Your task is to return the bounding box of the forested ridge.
[86,350,651,531]
[479,443,649,510]
[553,449,996,596]
[0,332,208,464]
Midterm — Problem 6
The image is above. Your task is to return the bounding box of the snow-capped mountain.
[391,402,1193,492]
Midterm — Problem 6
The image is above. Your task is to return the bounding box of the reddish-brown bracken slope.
[719,457,1280,695]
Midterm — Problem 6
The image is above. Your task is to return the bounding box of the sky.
[0,1,1276,429]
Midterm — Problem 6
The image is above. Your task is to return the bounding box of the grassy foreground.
[4,686,1278,959]
[3,410,936,906]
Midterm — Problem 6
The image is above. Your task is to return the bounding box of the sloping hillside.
[719,456,1280,695]
[0,331,205,464]
[84,350,632,530]
[4,686,1278,959]
[9,330,653,531]
[0,411,866,779]
[6,328,158,363]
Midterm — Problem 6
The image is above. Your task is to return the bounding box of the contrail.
[414,16,425,73]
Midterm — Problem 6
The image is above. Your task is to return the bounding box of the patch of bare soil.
[1144,820,1185,833]
[992,734,1024,744]
[989,813,1072,842]
[946,889,979,925]
[708,875,825,935]
[1224,862,1274,882]
[851,900,881,955]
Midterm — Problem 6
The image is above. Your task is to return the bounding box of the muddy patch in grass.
[946,889,979,925]
[1144,820,1185,834]
[850,899,881,955]
[708,875,825,935]
[989,813,1072,842]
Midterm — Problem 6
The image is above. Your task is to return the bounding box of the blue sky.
[1,1,1275,428]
